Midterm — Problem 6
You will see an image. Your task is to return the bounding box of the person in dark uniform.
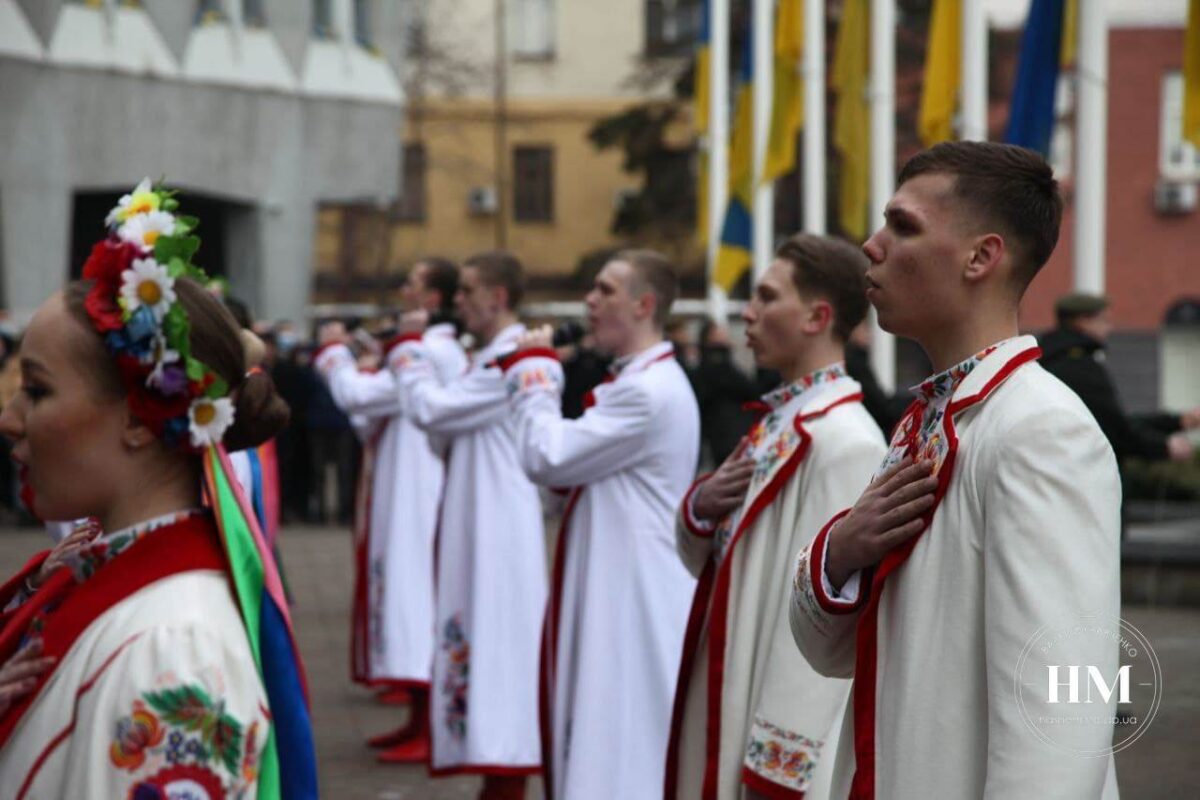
[1038,292,1199,464]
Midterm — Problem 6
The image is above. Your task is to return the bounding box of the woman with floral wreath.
[0,180,317,798]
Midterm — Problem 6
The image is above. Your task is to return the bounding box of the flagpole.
[1074,0,1108,293]
[707,0,731,323]
[870,0,896,392]
[752,0,774,281]
[961,0,988,140]
[803,0,826,233]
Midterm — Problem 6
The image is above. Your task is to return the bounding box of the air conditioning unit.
[468,186,498,216]
[1154,180,1198,216]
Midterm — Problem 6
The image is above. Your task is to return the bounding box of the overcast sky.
[985,0,1190,29]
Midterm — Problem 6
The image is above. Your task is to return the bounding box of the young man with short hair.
[502,250,700,799]
[391,251,546,800]
[789,142,1121,798]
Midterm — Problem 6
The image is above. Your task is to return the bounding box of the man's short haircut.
[614,249,679,329]
[774,233,870,343]
[897,141,1064,292]
[418,256,460,317]
[464,250,525,310]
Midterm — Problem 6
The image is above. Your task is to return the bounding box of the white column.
[803,0,826,233]
[752,0,774,281]
[707,0,731,323]
[1074,0,1108,294]
[869,0,896,392]
[960,0,988,141]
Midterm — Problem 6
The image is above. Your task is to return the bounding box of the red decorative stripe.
[663,559,717,799]
[808,509,866,615]
[847,345,1039,800]
[741,764,807,799]
[679,475,716,538]
[499,347,560,373]
[539,486,584,800]
[313,341,348,363]
[427,763,542,778]
[17,633,145,799]
[385,332,424,356]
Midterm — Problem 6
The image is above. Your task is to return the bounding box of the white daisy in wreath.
[117,210,176,252]
[120,258,177,320]
[105,177,160,226]
[188,396,235,449]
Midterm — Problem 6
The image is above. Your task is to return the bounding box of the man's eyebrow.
[20,357,47,375]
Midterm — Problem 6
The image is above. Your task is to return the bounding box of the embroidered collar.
[68,509,208,582]
[911,337,1018,403]
[762,362,848,410]
[609,341,675,378]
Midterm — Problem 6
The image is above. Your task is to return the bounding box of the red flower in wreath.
[82,239,137,333]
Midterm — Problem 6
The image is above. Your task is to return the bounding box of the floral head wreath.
[81,178,235,452]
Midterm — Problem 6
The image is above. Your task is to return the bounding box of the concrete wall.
[0,0,405,322]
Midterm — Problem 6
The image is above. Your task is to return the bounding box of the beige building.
[314,0,699,305]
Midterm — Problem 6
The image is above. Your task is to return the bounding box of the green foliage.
[144,683,245,775]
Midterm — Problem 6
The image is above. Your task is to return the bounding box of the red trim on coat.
[386,332,424,354]
[312,341,348,363]
[428,763,542,778]
[350,435,381,686]
[0,550,50,630]
[538,486,584,800]
[0,515,228,748]
[679,474,716,538]
[499,347,561,373]
[741,764,807,799]
[16,632,145,799]
[370,678,432,692]
[808,509,867,614]
[847,347,1040,799]
[667,392,864,799]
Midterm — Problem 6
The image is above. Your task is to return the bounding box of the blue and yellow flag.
[764,0,805,181]
[918,0,961,147]
[834,0,870,241]
[715,25,756,290]
[1005,0,1068,155]
[1185,0,1200,148]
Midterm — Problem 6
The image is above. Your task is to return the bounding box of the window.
[354,0,374,49]
[313,0,335,39]
[510,0,555,60]
[1160,71,1200,182]
[645,0,700,57]
[397,143,428,223]
[513,146,554,222]
[194,0,227,26]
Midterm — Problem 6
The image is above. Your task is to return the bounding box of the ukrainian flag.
[1185,0,1200,148]
[1005,0,1070,155]
[715,24,755,291]
[918,0,961,147]
[764,0,804,182]
[834,0,869,241]
[696,0,711,243]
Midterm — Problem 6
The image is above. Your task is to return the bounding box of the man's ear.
[964,232,1006,283]
[636,290,658,323]
[803,300,834,336]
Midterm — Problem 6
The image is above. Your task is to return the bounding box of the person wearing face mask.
[0,180,316,798]
[314,258,467,762]
[501,250,700,800]
[789,142,1121,799]
[666,235,885,800]
[388,251,546,800]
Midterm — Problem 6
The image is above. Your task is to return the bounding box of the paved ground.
[2,523,1198,798]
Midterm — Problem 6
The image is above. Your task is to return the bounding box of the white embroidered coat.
[0,570,270,798]
[503,341,700,800]
[392,322,546,775]
[669,373,885,800]
[789,336,1122,799]
[315,323,467,686]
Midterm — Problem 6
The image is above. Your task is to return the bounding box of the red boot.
[374,688,431,763]
[375,685,413,706]
[478,775,527,800]
[375,729,430,764]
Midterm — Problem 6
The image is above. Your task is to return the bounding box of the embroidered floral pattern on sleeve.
[69,510,206,582]
[505,363,561,398]
[111,681,262,799]
[712,364,847,559]
[875,339,1012,479]
[743,715,823,793]
[440,613,470,740]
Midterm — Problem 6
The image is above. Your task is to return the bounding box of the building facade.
[0,0,405,323]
